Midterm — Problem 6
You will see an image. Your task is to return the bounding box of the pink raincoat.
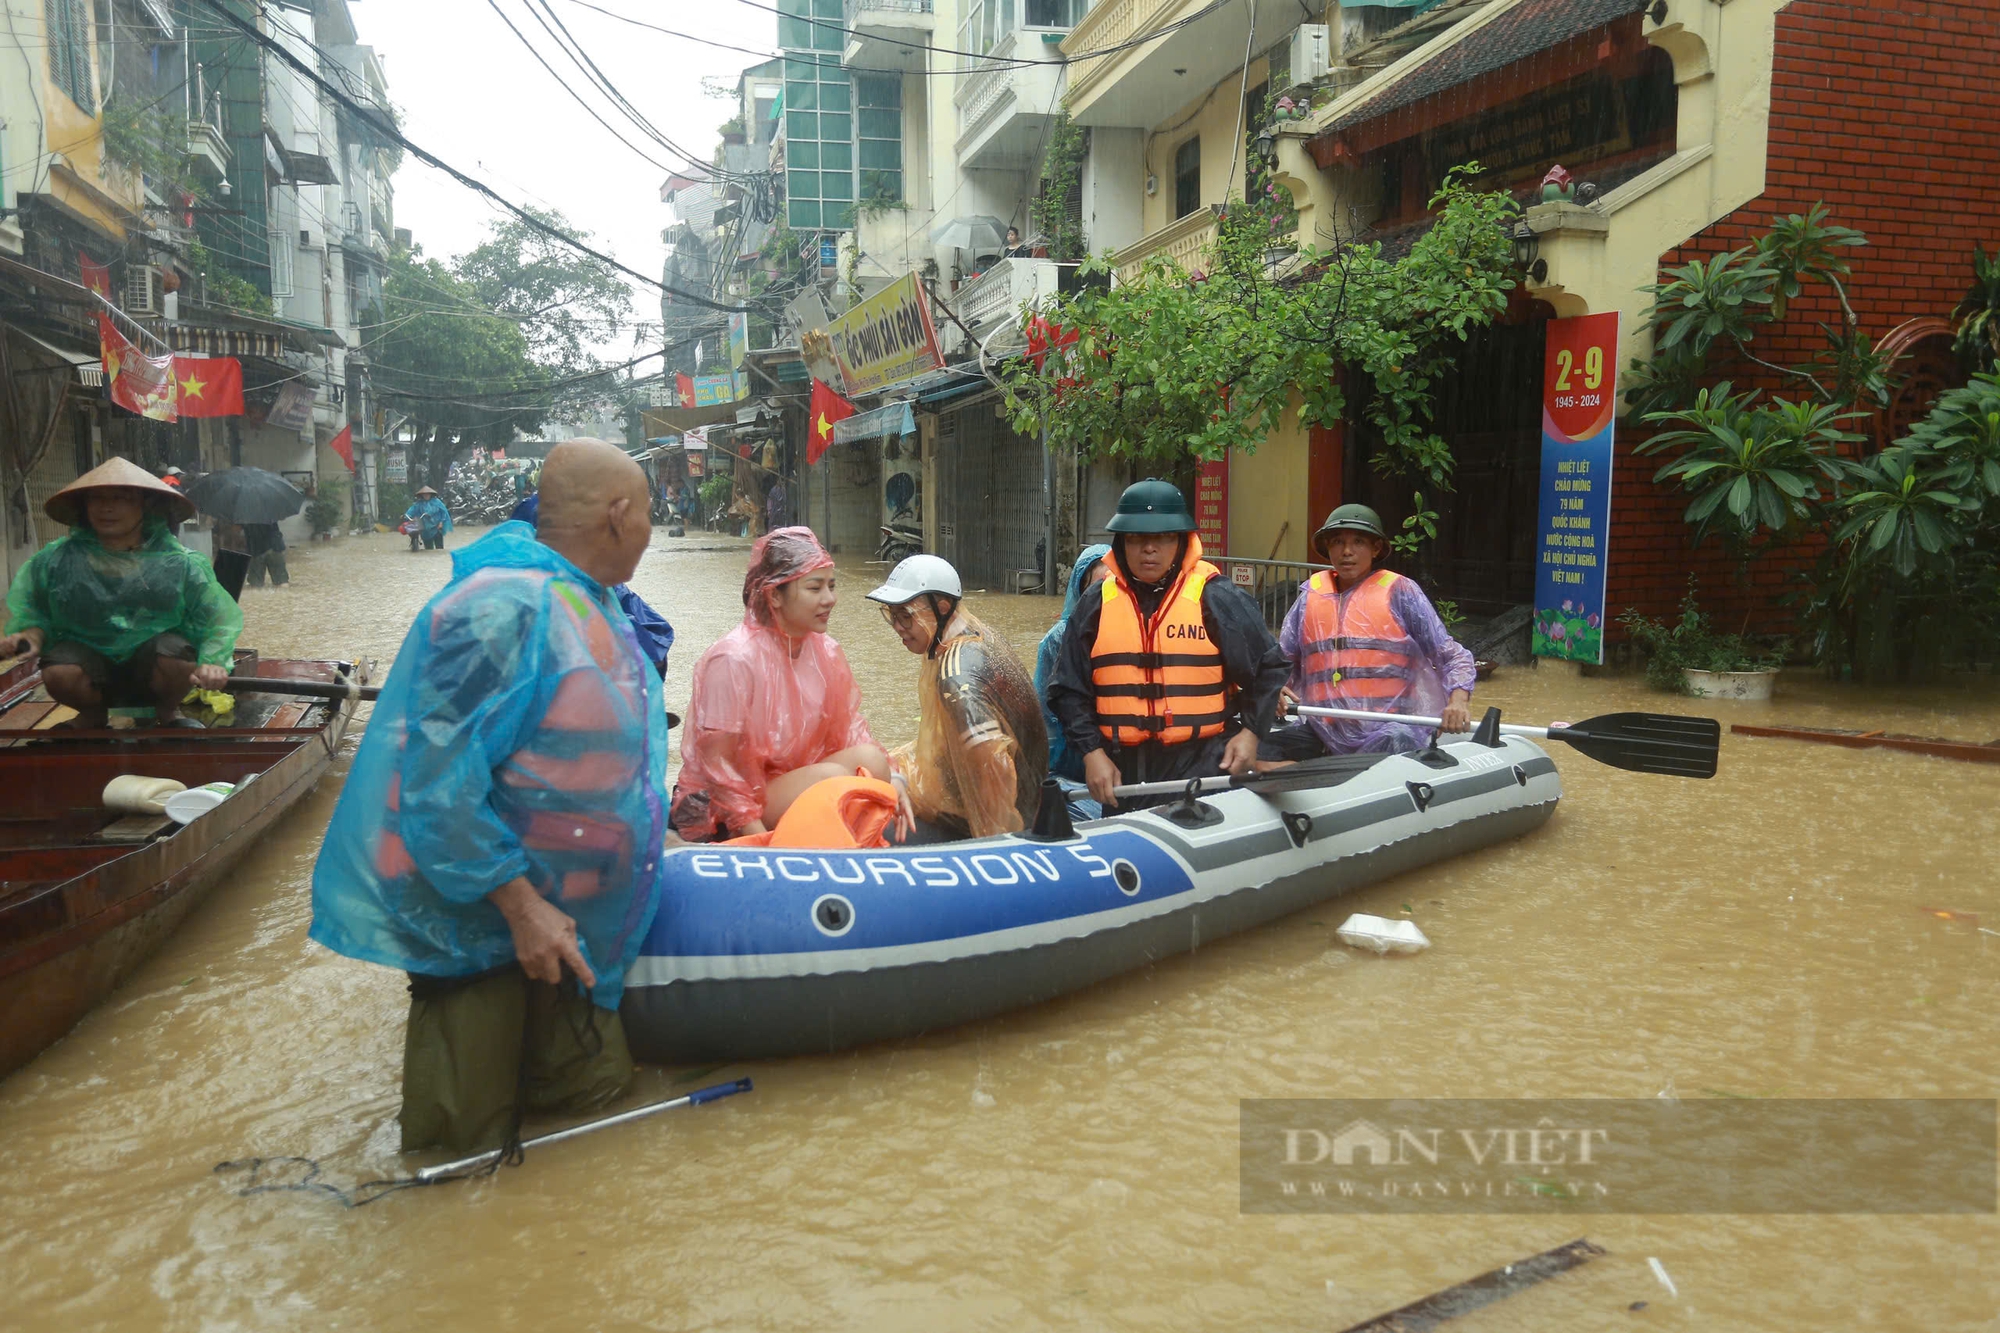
[669,527,875,840]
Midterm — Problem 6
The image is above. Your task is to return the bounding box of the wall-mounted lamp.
[1512,222,1546,283]
[1253,125,1277,162]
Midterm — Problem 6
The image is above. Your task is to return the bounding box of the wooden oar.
[1293,704,1720,779]
[225,675,380,702]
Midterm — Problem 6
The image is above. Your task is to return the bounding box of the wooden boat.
[1730,722,2000,765]
[0,651,366,1079]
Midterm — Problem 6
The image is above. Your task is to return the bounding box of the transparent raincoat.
[3,515,242,665]
[1278,574,1474,754]
[891,610,1047,838]
[310,522,667,1009]
[669,527,875,841]
[1033,544,1110,782]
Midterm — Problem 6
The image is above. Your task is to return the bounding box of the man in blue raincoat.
[312,440,669,1154]
[509,486,674,676]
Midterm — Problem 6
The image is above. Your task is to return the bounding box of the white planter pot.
[1681,667,1778,701]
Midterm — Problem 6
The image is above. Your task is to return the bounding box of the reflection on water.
[3,529,1997,1331]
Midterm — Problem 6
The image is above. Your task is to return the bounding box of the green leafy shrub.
[1619,586,1784,692]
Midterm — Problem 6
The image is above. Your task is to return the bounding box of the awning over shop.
[832,400,916,444]
[642,402,742,435]
[16,329,102,387]
[1307,0,1649,165]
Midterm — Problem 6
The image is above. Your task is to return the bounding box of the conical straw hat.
[46,457,197,527]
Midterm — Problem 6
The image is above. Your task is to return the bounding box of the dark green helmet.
[1105,478,1195,534]
[1312,503,1387,553]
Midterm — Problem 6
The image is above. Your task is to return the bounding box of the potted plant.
[1619,587,1785,699]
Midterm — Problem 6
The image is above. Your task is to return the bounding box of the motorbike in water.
[877,521,923,563]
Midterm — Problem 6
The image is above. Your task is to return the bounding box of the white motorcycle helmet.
[866,554,963,606]
[867,555,963,657]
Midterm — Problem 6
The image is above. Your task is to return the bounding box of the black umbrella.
[186,466,306,524]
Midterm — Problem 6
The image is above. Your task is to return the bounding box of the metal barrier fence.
[1209,555,1331,635]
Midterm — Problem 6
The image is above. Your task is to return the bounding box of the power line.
[191,0,768,315]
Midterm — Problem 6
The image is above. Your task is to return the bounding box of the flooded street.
[4,528,1998,1332]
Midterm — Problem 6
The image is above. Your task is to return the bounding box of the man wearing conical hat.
[1,458,242,728]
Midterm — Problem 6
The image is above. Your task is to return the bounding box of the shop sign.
[689,372,743,407]
[383,448,407,484]
[1423,73,1631,187]
[1194,456,1229,555]
[828,272,943,398]
[1532,312,1619,664]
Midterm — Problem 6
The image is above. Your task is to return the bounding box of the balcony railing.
[945,257,1073,354]
[846,0,932,15]
[1111,206,1219,285]
[1063,0,1180,106]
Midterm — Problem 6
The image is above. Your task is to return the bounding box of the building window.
[1174,137,1200,220]
[780,0,852,230]
[855,75,902,205]
[269,230,293,298]
[1023,0,1086,28]
[45,0,95,114]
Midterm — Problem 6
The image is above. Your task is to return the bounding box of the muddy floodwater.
[3,529,1997,1331]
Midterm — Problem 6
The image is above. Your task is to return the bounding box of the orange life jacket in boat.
[1297,568,1418,706]
[723,774,898,849]
[1089,540,1230,748]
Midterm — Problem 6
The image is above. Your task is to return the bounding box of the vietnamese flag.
[78,250,111,298]
[171,356,245,418]
[675,372,696,407]
[99,315,177,421]
[807,378,855,466]
[327,423,355,472]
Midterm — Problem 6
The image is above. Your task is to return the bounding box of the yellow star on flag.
[178,372,207,399]
[816,411,832,439]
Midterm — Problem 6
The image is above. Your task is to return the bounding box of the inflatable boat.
[621,730,1562,1063]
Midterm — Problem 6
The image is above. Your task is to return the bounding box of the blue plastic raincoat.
[509,493,675,674]
[310,521,668,1008]
[1033,544,1110,782]
[405,496,452,539]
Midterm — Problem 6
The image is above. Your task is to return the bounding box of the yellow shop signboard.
[829,272,943,398]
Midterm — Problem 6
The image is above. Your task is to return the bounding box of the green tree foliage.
[1003,169,1519,485]
[1624,203,1878,417]
[1631,209,2000,681]
[367,244,544,490]
[452,206,634,414]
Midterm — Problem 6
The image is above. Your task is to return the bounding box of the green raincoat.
[4,516,243,666]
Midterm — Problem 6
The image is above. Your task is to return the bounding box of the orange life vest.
[1297,568,1418,705]
[1090,540,1230,748]
[723,774,898,849]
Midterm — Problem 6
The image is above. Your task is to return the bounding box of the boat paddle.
[1290,704,1720,779]
[415,1076,753,1184]
[217,1076,753,1207]
[1108,704,1720,800]
[225,675,380,701]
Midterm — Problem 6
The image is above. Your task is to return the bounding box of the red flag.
[170,356,244,418]
[675,372,697,407]
[327,423,356,472]
[99,316,177,421]
[78,250,111,298]
[807,378,855,466]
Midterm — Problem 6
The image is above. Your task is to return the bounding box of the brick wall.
[1607,0,2000,635]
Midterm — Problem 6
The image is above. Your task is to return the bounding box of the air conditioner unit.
[1289,24,1331,84]
[124,265,162,315]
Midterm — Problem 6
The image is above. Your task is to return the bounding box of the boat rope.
[212,1155,435,1208]
[213,976,605,1207]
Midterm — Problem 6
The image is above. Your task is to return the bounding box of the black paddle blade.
[1550,712,1721,778]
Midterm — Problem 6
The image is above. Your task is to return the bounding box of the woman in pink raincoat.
[670,527,903,841]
